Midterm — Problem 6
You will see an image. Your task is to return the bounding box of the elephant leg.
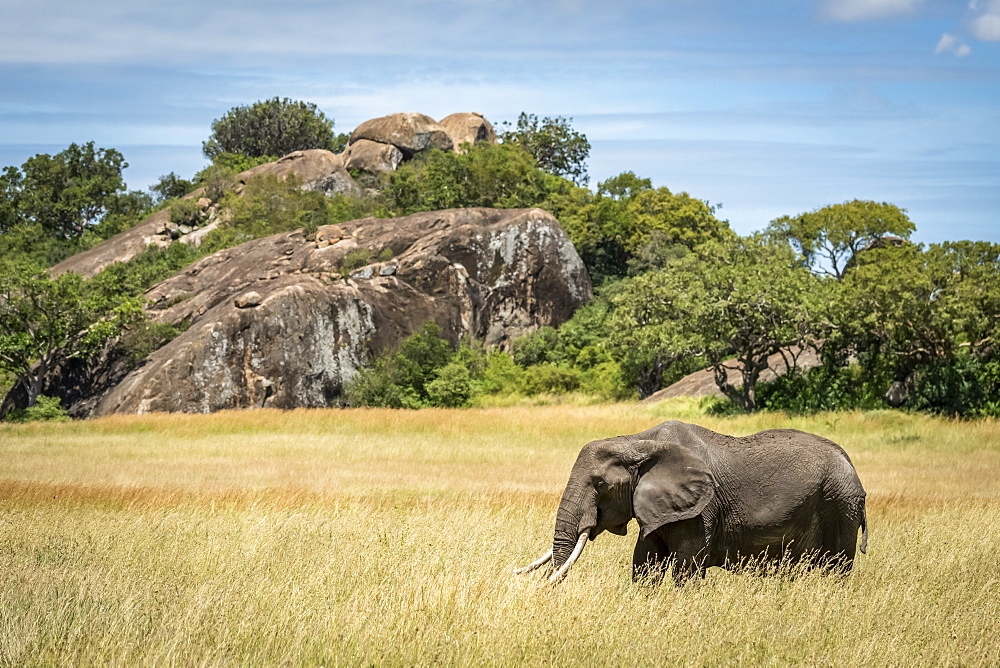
[821,498,865,573]
[664,516,709,585]
[632,532,669,584]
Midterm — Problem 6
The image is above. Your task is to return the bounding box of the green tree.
[0,263,144,412]
[203,98,339,160]
[498,113,591,186]
[826,241,1000,406]
[609,236,819,409]
[557,172,732,284]
[767,199,915,279]
[149,172,195,203]
[5,142,128,240]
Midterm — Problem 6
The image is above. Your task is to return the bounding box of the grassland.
[1,403,998,666]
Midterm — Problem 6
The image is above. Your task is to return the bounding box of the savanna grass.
[1,405,998,665]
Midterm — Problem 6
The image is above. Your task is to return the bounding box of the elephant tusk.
[514,549,553,575]
[548,529,590,584]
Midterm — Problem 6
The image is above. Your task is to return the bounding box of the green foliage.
[908,352,1000,418]
[193,164,239,203]
[767,199,915,278]
[212,175,342,241]
[827,241,1000,400]
[426,362,474,408]
[0,263,144,410]
[521,364,581,395]
[384,143,572,214]
[340,248,374,273]
[756,364,886,414]
[498,112,591,186]
[168,198,204,226]
[3,142,128,240]
[556,172,733,284]
[609,236,819,408]
[346,322,454,408]
[149,172,195,203]
[203,98,338,160]
[88,242,203,300]
[201,153,276,177]
[4,395,70,423]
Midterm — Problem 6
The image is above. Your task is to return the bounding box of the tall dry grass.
[1,404,998,665]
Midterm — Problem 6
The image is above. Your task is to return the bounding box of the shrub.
[909,353,1000,418]
[202,98,339,160]
[168,198,203,226]
[426,362,474,408]
[5,395,70,423]
[522,364,581,396]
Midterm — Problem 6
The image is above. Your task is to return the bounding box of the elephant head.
[516,437,716,582]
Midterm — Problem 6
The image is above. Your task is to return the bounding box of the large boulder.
[342,139,404,174]
[641,346,823,403]
[439,112,498,153]
[349,112,453,158]
[50,150,357,279]
[74,207,590,415]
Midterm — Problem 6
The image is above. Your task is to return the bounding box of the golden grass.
[1,404,998,666]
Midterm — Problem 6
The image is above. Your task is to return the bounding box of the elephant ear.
[632,440,715,539]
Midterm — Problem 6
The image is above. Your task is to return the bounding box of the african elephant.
[516,420,867,584]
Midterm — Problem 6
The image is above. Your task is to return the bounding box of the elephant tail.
[859,503,868,554]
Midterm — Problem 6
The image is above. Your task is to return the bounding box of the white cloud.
[971,12,1000,40]
[934,33,957,53]
[934,32,971,56]
[823,0,922,21]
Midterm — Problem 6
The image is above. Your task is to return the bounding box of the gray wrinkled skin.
[549,420,868,584]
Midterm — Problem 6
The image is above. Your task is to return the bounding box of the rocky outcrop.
[641,346,822,403]
[439,112,498,153]
[343,139,404,174]
[349,112,454,158]
[71,208,590,415]
[50,149,358,279]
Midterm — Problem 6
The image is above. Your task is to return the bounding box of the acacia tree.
[498,113,591,186]
[202,98,339,160]
[826,240,1000,406]
[0,264,143,412]
[609,236,819,409]
[766,199,915,279]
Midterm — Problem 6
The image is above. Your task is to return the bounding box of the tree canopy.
[202,97,340,160]
[767,199,915,279]
[498,113,591,186]
[0,263,144,412]
[1,142,129,240]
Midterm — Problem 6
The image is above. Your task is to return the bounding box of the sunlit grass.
[1,405,998,665]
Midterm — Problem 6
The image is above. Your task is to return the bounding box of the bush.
[344,322,455,408]
[475,351,523,395]
[522,364,581,396]
[168,198,203,226]
[5,395,70,423]
[426,362,474,408]
[909,353,1000,418]
[756,363,887,414]
[203,98,339,160]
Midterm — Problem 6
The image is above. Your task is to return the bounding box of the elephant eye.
[594,479,608,492]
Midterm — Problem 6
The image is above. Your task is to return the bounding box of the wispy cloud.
[822,0,922,22]
[934,33,972,56]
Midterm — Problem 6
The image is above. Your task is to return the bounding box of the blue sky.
[2,0,998,243]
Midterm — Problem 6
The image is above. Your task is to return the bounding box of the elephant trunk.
[551,479,597,573]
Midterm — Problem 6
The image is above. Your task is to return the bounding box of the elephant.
[516,420,868,584]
